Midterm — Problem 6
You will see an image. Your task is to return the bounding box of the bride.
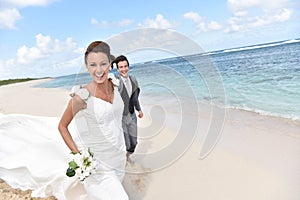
[58,40,128,199]
[0,41,129,200]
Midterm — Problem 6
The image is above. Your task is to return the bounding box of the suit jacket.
[118,75,141,116]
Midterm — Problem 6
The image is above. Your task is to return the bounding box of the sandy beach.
[0,79,300,200]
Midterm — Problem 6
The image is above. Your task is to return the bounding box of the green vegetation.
[0,78,38,86]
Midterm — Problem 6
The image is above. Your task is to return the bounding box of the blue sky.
[0,0,299,79]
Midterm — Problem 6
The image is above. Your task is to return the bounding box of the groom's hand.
[138,110,143,118]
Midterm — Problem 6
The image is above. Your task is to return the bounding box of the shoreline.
[141,93,300,125]
[0,79,300,200]
[6,78,298,125]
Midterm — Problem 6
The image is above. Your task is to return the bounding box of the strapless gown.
[0,86,128,200]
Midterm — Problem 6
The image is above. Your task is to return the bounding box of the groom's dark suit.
[118,75,141,153]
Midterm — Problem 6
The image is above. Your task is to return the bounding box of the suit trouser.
[122,113,137,153]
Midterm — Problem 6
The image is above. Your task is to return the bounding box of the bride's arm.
[58,96,85,153]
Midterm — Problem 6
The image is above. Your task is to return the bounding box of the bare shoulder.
[82,82,94,94]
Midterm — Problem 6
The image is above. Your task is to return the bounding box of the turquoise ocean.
[37,39,300,122]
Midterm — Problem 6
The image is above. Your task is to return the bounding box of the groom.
[114,55,143,162]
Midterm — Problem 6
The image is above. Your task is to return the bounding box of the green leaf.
[66,167,75,177]
[68,161,78,169]
[88,147,94,157]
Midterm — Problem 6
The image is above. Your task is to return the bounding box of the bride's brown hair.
[84,41,114,64]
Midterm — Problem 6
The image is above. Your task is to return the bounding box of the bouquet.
[108,73,120,86]
[66,147,98,181]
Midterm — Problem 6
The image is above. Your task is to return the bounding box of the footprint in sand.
[123,162,151,200]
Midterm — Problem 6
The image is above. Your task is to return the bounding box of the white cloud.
[183,12,203,23]
[0,34,82,79]
[183,1,294,34]
[0,59,14,79]
[17,45,43,64]
[183,12,222,32]
[138,14,176,29]
[0,8,22,29]
[234,10,248,17]
[207,21,223,31]
[107,28,204,59]
[17,33,77,64]
[273,8,292,22]
[91,18,132,28]
[1,0,58,7]
[227,0,290,13]
[118,19,132,27]
[0,0,58,30]
[224,0,293,33]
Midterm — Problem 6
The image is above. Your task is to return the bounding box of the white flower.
[66,147,98,181]
[69,85,90,100]
[108,73,120,86]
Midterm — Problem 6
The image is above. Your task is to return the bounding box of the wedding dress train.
[0,86,128,200]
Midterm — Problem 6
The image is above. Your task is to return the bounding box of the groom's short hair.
[114,55,129,69]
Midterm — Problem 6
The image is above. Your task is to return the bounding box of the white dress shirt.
[121,76,132,96]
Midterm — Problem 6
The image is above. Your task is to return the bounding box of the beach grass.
[0,78,38,86]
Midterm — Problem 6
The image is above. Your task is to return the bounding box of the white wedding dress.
[0,85,128,200]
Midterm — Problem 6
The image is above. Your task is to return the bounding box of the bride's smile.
[86,52,110,84]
